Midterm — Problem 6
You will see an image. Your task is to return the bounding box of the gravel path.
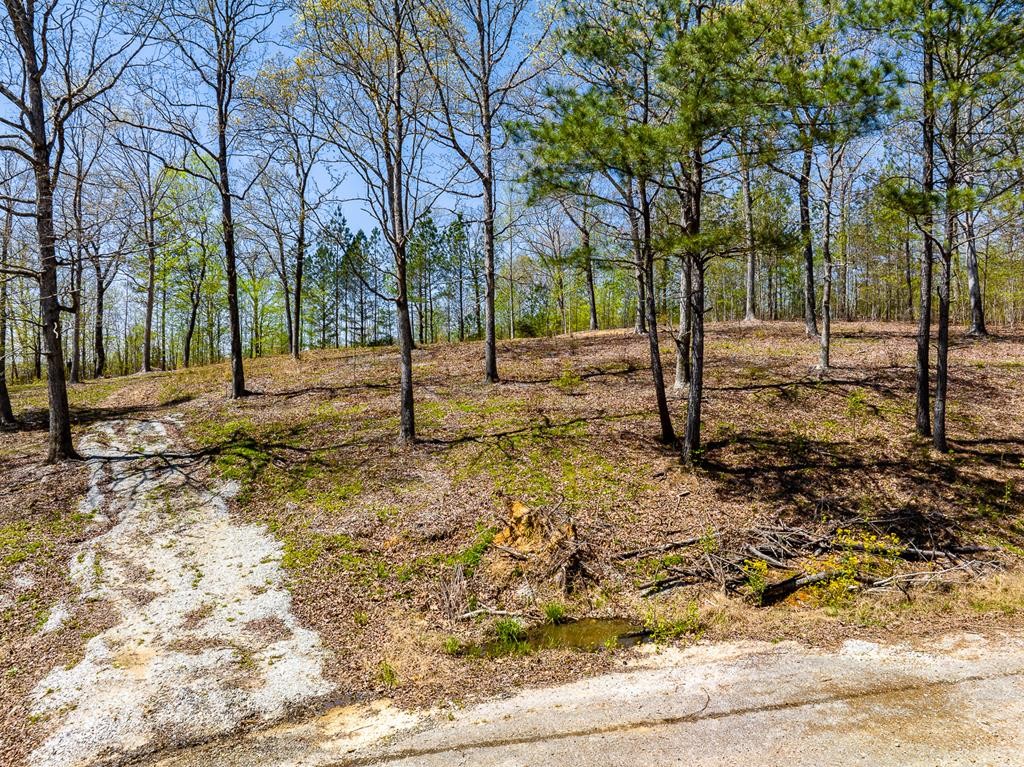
[28,418,333,767]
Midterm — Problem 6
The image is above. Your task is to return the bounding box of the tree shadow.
[9,396,195,434]
[702,429,1024,550]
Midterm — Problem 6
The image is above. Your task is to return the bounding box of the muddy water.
[465,618,650,657]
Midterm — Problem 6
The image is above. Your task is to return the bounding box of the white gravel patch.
[28,419,334,767]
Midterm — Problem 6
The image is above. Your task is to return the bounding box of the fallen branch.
[835,542,998,562]
[458,608,525,620]
[745,546,791,570]
[614,537,701,562]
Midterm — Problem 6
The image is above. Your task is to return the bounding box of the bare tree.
[414,0,547,383]
[111,109,174,372]
[301,0,446,442]
[244,59,330,359]
[128,0,282,397]
[0,0,151,461]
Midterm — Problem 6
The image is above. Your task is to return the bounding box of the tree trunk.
[640,182,674,445]
[0,211,15,427]
[70,256,81,384]
[277,233,293,354]
[916,14,935,438]
[396,244,416,442]
[219,145,247,398]
[292,191,306,358]
[933,93,958,453]
[93,263,106,378]
[482,164,499,382]
[31,147,76,460]
[627,203,647,334]
[674,252,692,389]
[583,226,598,331]
[799,145,818,336]
[457,254,465,341]
[683,257,705,465]
[903,231,915,321]
[819,152,838,372]
[820,234,832,371]
[741,154,757,322]
[964,210,986,336]
[933,243,951,452]
[142,221,156,373]
[184,294,200,369]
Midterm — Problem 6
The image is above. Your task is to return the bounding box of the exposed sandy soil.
[3,321,1024,765]
[26,418,332,767]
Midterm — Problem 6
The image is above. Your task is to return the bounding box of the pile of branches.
[615,519,1002,605]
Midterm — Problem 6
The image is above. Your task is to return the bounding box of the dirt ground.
[3,321,1024,765]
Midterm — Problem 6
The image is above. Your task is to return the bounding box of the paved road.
[146,632,1024,767]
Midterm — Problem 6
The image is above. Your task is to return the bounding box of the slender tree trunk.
[93,263,106,378]
[916,15,935,438]
[627,203,647,334]
[457,257,465,341]
[482,159,498,382]
[933,97,958,453]
[819,152,839,372]
[0,210,15,427]
[184,294,199,369]
[142,219,156,372]
[33,309,41,381]
[904,231,915,321]
[683,257,705,465]
[278,235,293,354]
[293,191,306,358]
[934,240,952,452]
[741,154,757,322]
[799,145,818,336]
[473,257,482,338]
[639,181,674,445]
[964,210,986,336]
[70,242,82,384]
[820,225,833,371]
[674,252,692,389]
[219,145,247,398]
[583,226,598,331]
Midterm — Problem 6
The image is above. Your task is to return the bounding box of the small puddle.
[462,618,651,658]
